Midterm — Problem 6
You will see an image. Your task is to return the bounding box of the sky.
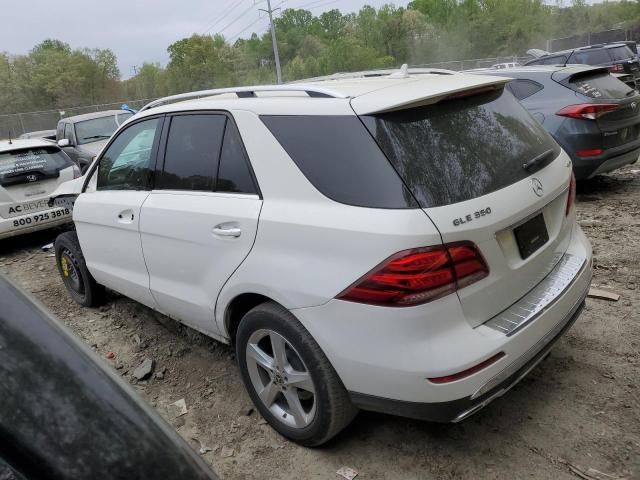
[5,0,410,79]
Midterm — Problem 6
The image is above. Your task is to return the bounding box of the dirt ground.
[1,166,639,480]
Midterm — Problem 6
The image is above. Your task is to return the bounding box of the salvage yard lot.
[2,168,639,480]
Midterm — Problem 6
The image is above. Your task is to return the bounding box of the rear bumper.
[0,210,72,240]
[292,222,592,414]
[571,145,640,180]
[350,296,586,422]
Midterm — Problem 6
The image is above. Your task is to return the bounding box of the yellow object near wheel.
[61,256,69,277]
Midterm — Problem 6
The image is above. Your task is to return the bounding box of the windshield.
[361,89,559,208]
[0,147,73,186]
[75,112,133,145]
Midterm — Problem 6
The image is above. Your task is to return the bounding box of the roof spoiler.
[350,74,509,115]
[551,66,611,85]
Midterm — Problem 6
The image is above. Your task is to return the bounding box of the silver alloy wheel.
[245,329,316,428]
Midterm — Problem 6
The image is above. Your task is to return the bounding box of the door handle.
[117,210,135,223]
[212,225,242,238]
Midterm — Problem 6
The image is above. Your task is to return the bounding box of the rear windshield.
[609,46,634,62]
[0,146,72,186]
[566,72,633,99]
[361,89,559,208]
[75,112,132,145]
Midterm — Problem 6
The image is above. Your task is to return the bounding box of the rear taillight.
[566,171,576,216]
[610,63,624,73]
[336,242,489,307]
[556,103,620,120]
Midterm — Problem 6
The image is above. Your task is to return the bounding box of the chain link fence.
[548,27,630,52]
[414,55,530,72]
[0,98,156,140]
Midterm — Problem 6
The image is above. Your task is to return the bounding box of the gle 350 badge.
[453,207,493,227]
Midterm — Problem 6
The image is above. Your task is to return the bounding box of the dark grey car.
[56,110,133,172]
[471,65,640,180]
[524,44,640,89]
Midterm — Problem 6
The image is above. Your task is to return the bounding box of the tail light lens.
[610,63,624,73]
[428,352,506,384]
[556,103,620,120]
[337,242,489,307]
[575,148,603,157]
[566,171,576,216]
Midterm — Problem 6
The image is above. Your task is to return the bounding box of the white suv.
[52,71,592,446]
[0,139,78,240]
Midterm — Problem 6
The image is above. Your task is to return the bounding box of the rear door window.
[0,146,74,187]
[540,55,567,65]
[159,114,226,192]
[507,80,544,100]
[361,88,559,208]
[566,72,633,99]
[261,115,417,208]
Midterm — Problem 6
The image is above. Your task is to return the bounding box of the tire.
[236,302,358,447]
[54,231,104,307]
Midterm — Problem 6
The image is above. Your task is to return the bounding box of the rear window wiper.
[81,135,111,141]
[523,149,555,172]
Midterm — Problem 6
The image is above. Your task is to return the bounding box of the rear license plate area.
[514,213,549,259]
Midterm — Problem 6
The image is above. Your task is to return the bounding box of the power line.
[229,14,268,42]
[305,0,337,11]
[227,0,288,42]
[217,1,267,35]
[202,0,248,35]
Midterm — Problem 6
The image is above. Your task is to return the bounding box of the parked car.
[0,139,78,240]
[524,43,640,89]
[56,110,133,172]
[491,62,520,69]
[18,129,56,140]
[51,72,592,446]
[0,274,218,480]
[471,65,640,180]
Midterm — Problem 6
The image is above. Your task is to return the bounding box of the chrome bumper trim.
[484,254,586,336]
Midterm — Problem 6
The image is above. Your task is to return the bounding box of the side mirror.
[57,139,70,148]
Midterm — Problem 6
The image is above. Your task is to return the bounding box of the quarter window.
[216,120,257,194]
[97,118,160,191]
[507,79,544,101]
[158,115,226,191]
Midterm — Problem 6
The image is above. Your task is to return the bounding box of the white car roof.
[0,138,57,154]
[135,71,509,119]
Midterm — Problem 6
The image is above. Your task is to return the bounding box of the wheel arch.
[223,292,278,344]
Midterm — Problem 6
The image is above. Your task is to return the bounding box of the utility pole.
[260,0,282,84]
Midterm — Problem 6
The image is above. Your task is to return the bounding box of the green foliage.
[1,1,639,115]
[1,39,120,113]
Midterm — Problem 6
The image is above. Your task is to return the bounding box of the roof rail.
[139,85,348,112]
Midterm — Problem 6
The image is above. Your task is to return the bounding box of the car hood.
[77,139,109,156]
